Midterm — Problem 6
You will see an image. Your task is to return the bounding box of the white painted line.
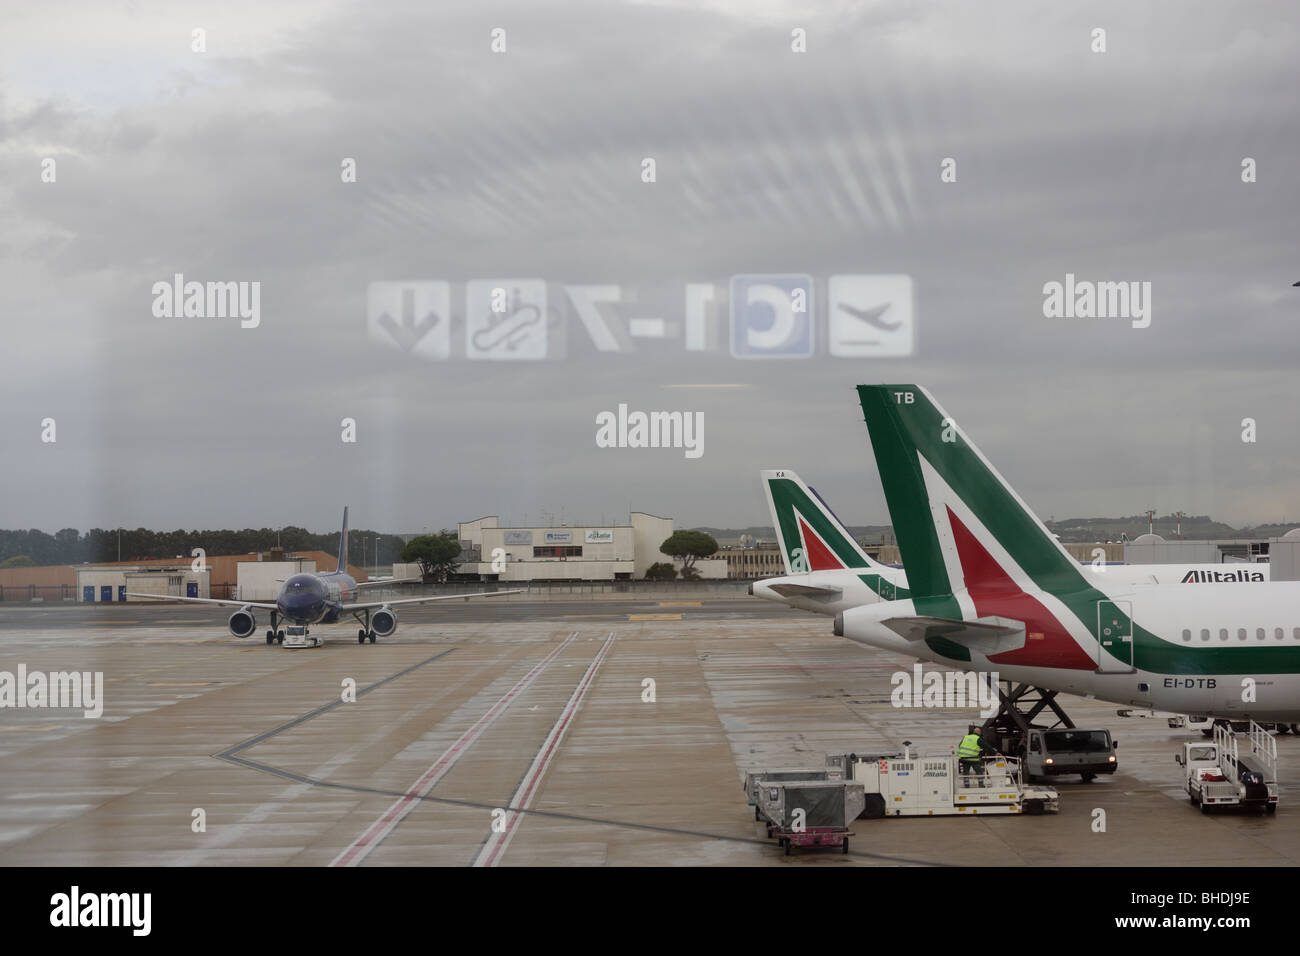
[473,631,616,867]
[330,631,580,867]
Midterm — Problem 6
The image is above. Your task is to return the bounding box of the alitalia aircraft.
[128,508,519,647]
[834,385,1300,722]
[751,470,1268,617]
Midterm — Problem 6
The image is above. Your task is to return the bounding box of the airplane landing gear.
[266,631,275,645]
[351,608,376,644]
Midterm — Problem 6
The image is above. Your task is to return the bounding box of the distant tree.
[0,555,34,568]
[644,562,678,581]
[401,531,462,582]
[659,530,718,575]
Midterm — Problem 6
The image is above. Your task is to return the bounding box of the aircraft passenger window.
[1181,629,1190,642]
[1237,628,1246,641]
[1276,628,1284,640]
[1257,628,1265,640]
[1200,629,1209,641]
[1219,629,1228,641]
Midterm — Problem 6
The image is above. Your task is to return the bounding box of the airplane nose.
[833,612,844,637]
[280,592,324,621]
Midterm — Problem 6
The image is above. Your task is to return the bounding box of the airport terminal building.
[451,514,728,582]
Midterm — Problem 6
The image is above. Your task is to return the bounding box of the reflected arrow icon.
[377,288,440,350]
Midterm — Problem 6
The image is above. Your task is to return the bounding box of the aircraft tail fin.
[854,386,1083,599]
[337,507,349,573]
[760,469,883,574]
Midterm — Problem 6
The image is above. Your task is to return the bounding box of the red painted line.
[476,633,615,867]
[330,631,579,867]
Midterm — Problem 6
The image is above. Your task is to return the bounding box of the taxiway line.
[473,632,616,867]
[330,631,581,867]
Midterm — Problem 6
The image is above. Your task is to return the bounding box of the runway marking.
[658,602,701,607]
[148,681,214,687]
[208,637,946,867]
[217,648,457,767]
[330,631,582,868]
[0,724,62,733]
[474,632,616,867]
[209,750,942,866]
[628,613,682,621]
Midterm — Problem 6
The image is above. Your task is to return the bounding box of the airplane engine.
[228,608,257,638]
[371,606,397,638]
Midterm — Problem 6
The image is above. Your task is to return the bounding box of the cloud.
[2,0,1298,532]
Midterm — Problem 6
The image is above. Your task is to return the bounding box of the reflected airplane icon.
[836,301,901,333]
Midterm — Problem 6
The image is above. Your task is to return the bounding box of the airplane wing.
[124,593,279,610]
[354,576,422,589]
[345,588,525,611]
[880,615,1026,656]
[767,582,843,599]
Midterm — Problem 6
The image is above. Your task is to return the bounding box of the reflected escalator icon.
[472,289,544,354]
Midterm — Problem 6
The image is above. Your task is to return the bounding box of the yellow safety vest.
[958,734,983,759]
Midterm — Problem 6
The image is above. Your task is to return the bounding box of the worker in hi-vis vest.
[957,726,994,784]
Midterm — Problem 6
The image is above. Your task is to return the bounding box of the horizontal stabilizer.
[881,614,1026,656]
[767,582,844,600]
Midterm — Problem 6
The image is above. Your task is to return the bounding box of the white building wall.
[631,512,674,576]
[237,560,317,601]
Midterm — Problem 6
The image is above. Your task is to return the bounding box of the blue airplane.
[128,508,519,647]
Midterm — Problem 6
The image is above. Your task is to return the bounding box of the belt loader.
[1175,720,1278,814]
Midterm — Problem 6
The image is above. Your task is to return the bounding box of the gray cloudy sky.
[3,0,1299,536]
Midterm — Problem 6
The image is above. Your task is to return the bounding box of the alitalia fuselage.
[837,580,1300,722]
[755,563,1269,617]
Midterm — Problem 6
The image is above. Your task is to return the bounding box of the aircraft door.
[1096,600,1135,673]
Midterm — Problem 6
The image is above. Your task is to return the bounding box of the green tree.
[659,530,718,575]
[0,555,35,568]
[643,562,678,581]
[401,531,462,582]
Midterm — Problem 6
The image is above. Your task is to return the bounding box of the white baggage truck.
[828,746,1059,818]
[1175,720,1278,814]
